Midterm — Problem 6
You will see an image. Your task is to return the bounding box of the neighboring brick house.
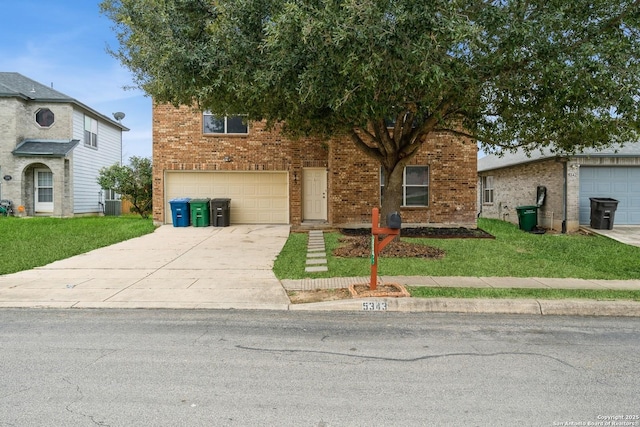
[0,72,128,217]
[153,104,478,228]
[478,142,640,232]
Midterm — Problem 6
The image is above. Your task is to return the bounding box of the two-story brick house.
[153,104,478,228]
[0,72,128,217]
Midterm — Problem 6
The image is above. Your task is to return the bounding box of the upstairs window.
[35,108,55,127]
[203,113,248,134]
[381,166,430,207]
[84,116,98,148]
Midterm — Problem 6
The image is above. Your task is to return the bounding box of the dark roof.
[0,71,72,101]
[0,72,129,131]
[12,139,80,157]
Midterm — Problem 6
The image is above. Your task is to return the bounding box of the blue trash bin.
[169,198,191,227]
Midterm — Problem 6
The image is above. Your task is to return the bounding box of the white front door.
[303,168,327,221]
[34,169,54,213]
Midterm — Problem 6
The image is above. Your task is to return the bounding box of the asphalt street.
[1,309,638,426]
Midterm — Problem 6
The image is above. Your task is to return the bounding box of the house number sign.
[362,301,388,311]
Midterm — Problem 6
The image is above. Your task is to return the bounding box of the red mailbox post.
[370,208,401,290]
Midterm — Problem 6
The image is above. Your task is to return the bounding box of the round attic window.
[35,108,55,127]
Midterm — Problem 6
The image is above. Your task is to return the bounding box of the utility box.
[589,198,619,230]
[189,198,211,227]
[211,198,231,227]
[169,198,191,227]
[104,200,121,216]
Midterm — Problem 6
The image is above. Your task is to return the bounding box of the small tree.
[97,156,152,218]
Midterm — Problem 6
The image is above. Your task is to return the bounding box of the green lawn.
[407,287,640,301]
[0,216,156,275]
[274,218,640,280]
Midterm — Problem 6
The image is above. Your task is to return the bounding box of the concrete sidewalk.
[281,276,640,316]
[0,224,638,316]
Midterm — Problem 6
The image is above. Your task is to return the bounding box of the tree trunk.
[380,164,404,227]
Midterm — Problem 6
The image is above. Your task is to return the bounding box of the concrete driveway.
[0,225,291,309]
[586,225,640,247]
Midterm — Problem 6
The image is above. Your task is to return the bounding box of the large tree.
[101,0,639,221]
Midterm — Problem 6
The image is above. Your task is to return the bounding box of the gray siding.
[72,110,122,214]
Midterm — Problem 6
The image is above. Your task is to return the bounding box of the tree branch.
[349,129,385,163]
[371,118,395,158]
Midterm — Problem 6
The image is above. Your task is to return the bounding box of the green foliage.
[97,156,152,218]
[273,219,640,280]
[101,0,640,216]
[0,217,155,275]
[101,0,639,151]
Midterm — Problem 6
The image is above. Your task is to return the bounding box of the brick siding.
[153,103,478,227]
[479,159,569,231]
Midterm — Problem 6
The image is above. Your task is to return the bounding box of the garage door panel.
[612,182,628,192]
[579,166,640,225]
[595,182,612,192]
[611,168,628,179]
[165,171,289,224]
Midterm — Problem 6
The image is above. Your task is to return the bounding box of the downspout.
[477,176,483,218]
[562,160,567,234]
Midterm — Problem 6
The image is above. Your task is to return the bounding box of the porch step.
[304,230,328,273]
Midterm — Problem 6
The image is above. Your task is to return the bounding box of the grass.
[406,287,640,301]
[273,218,640,280]
[0,216,156,275]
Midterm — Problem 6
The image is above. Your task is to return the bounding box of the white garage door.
[165,171,289,224]
[579,167,640,225]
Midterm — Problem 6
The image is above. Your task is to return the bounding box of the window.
[35,108,55,127]
[482,176,494,204]
[84,116,98,148]
[37,171,53,203]
[203,113,248,134]
[381,166,429,207]
[103,189,118,200]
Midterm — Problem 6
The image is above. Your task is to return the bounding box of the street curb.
[287,297,640,317]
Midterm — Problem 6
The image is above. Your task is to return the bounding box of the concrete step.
[305,230,328,273]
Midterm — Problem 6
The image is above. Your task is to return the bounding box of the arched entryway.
[22,163,54,216]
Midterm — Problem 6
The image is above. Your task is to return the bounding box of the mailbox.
[387,212,402,229]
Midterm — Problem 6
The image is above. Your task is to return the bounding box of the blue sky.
[0,1,152,160]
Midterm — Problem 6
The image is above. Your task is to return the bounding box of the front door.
[34,169,53,213]
[303,168,327,221]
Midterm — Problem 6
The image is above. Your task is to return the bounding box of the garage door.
[165,171,289,224]
[579,167,640,225]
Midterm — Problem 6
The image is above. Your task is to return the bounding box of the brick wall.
[153,103,478,227]
[479,159,567,231]
[0,99,74,213]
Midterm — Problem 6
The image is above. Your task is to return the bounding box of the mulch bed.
[333,235,446,258]
[333,226,494,259]
[340,227,495,239]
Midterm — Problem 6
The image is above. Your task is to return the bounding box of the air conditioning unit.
[104,200,122,216]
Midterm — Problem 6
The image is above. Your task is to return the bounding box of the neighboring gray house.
[0,72,128,217]
[478,143,640,232]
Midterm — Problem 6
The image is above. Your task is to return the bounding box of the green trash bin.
[189,198,211,227]
[516,205,538,232]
